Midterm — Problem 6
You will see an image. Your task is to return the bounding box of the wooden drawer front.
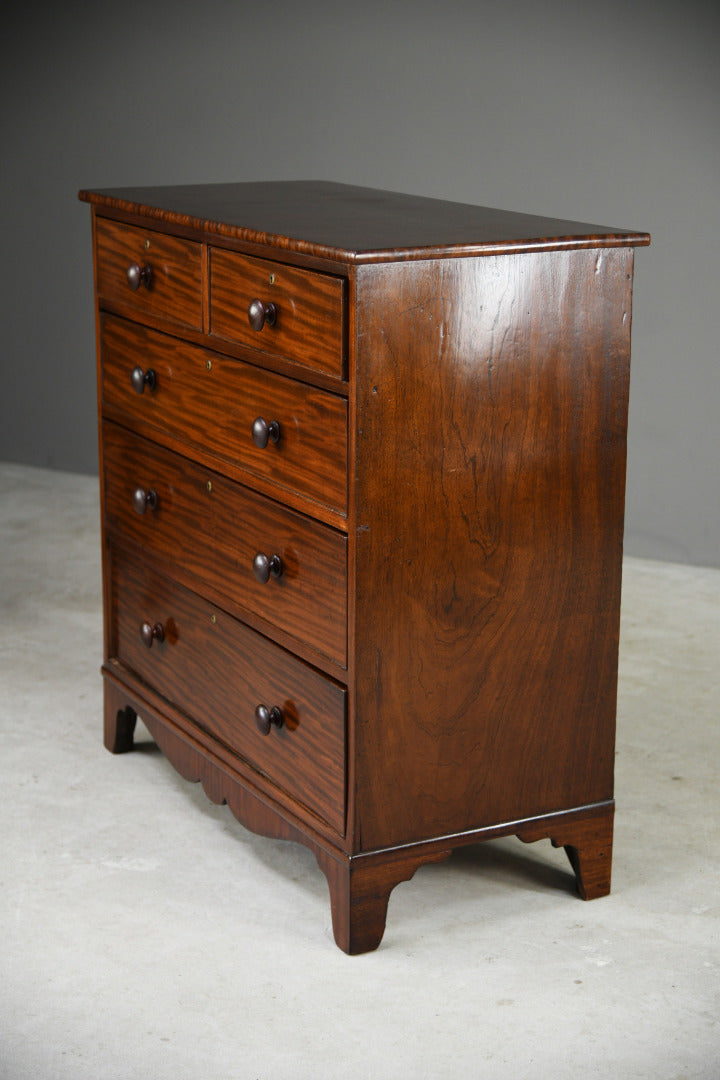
[210,248,345,378]
[103,422,347,666]
[101,315,347,516]
[95,218,203,330]
[111,550,346,833]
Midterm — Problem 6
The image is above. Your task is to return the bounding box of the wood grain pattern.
[351,248,633,850]
[316,846,452,954]
[517,805,614,900]
[95,217,203,329]
[210,247,345,377]
[106,672,618,948]
[80,181,650,264]
[101,315,348,517]
[103,420,348,666]
[110,548,347,833]
[82,181,648,952]
[102,670,348,848]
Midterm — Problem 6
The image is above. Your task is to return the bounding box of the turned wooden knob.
[133,487,158,515]
[251,417,281,449]
[126,262,153,291]
[255,704,284,735]
[140,621,164,648]
[253,552,284,584]
[130,366,156,394]
[248,298,277,332]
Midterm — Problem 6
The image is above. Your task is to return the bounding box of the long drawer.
[95,218,203,330]
[103,421,347,667]
[110,548,347,833]
[101,314,348,516]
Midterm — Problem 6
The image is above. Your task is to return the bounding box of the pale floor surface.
[1,462,718,1080]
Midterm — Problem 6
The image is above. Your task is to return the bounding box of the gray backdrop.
[1,0,718,567]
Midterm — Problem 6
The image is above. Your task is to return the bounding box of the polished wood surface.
[351,247,632,850]
[517,806,614,901]
[82,181,648,952]
[110,548,347,832]
[81,180,650,263]
[104,670,615,952]
[95,217,203,329]
[210,247,345,377]
[103,420,348,666]
[101,315,348,517]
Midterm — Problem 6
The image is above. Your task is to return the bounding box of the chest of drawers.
[79,181,649,952]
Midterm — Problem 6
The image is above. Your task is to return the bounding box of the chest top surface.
[78,180,650,263]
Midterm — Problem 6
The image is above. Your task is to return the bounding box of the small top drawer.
[210,249,345,379]
[95,218,203,331]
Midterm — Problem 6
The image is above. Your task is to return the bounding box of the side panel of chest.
[350,249,633,851]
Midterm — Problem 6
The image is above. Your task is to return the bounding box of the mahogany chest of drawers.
[79,181,649,952]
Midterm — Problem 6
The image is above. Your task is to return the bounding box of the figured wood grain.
[102,671,349,851]
[210,247,345,378]
[82,181,648,952]
[95,217,203,329]
[104,668,616,950]
[103,421,348,666]
[80,181,650,264]
[110,548,347,833]
[351,247,633,851]
[101,315,348,516]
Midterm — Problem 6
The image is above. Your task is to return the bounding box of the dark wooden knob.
[133,487,158,515]
[126,262,153,290]
[131,366,156,394]
[255,704,284,735]
[131,367,156,397]
[253,552,284,584]
[251,417,281,449]
[140,621,164,648]
[248,298,277,332]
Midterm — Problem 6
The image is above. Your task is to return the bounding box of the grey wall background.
[1,0,718,567]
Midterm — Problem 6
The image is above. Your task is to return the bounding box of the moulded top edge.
[78,181,650,264]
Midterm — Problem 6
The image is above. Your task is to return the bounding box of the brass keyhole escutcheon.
[206,480,212,493]
[144,239,151,250]
[206,360,212,371]
[269,272,275,285]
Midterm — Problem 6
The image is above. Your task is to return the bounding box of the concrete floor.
[1,461,718,1079]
